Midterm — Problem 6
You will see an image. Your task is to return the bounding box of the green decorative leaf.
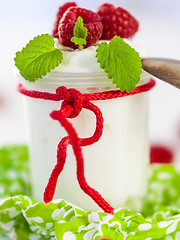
[71,16,88,49]
[71,36,86,46]
[14,34,63,82]
[96,36,142,92]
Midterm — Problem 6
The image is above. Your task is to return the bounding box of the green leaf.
[71,16,88,50]
[14,34,63,82]
[96,36,142,92]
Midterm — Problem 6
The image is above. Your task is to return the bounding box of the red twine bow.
[18,79,155,214]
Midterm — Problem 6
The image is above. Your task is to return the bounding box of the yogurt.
[19,41,151,212]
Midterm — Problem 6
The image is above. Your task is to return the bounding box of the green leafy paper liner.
[1,146,180,239]
[2,195,180,240]
[0,145,31,199]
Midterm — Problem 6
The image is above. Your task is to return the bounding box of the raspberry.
[97,3,139,40]
[52,2,77,38]
[58,7,103,49]
[150,145,174,164]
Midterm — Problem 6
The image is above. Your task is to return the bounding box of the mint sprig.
[96,36,142,92]
[14,34,63,82]
[71,17,88,50]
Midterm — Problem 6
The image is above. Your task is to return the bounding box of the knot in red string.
[56,86,83,118]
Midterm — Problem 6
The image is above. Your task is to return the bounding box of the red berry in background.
[150,145,174,164]
[97,3,139,40]
[58,7,103,49]
[52,2,77,38]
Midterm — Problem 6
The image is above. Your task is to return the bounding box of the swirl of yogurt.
[51,39,150,86]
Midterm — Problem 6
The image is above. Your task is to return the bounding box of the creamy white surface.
[53,39,147,74]
[54,41,104,73]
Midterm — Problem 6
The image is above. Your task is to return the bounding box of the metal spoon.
[142,58,180,89]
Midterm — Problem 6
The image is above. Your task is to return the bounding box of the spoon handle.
[142,58,180,89]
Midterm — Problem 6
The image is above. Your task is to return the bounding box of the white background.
[0,0,180,159]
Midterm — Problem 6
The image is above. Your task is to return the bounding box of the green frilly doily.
[1,146,180,240]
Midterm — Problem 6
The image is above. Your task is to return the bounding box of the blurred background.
[0,0,180,162]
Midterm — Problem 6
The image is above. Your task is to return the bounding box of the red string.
[18,79,155,214]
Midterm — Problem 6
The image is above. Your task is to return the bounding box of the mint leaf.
[71,16,88,50]
[96,36,142,92]
[14,34,63,82]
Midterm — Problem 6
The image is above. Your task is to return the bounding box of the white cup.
[19,70,151,212]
